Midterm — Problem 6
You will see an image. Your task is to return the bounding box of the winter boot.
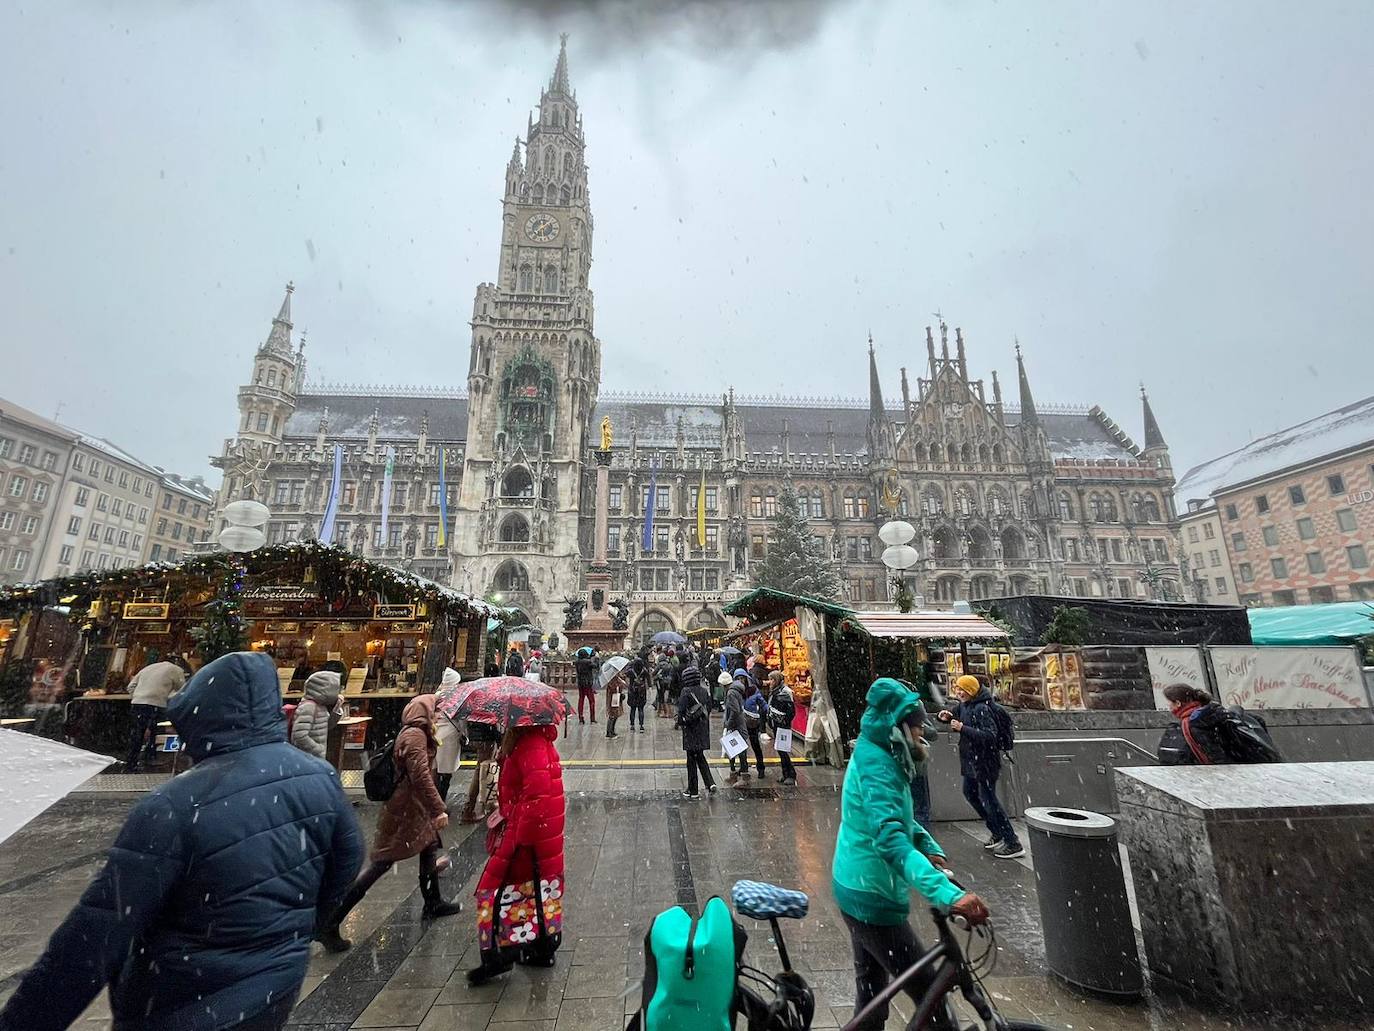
[421,872,463,919]
[466,949,515,985]
[314,925,352,953]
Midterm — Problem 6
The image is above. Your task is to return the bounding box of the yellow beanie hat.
[955,675,980,694]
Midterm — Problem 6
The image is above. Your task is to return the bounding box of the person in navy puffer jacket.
[0,651,365,1031]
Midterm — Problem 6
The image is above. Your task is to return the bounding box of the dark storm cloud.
[487,0,845,53]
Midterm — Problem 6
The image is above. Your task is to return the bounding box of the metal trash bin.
[1024,806,1142,997]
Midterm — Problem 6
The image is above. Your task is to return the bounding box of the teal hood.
[859,677,923,745]
[168,651,288,762]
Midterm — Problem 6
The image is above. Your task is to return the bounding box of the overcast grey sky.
[2,1,1370,485]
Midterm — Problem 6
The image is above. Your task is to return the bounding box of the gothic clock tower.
[453,37,601,629]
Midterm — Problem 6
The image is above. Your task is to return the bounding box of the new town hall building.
[212,41,1183,637]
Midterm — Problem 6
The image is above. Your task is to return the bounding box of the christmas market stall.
[722,587,854,765]
[0,542,500,763]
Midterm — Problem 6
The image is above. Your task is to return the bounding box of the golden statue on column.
[600,415,613,452]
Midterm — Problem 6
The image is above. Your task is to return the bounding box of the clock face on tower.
[525,214,560,242]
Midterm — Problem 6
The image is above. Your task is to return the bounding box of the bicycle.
[730,880,1056,1031]
[840,896,1054,1031]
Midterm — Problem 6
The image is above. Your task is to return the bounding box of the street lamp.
[880,519,920,612]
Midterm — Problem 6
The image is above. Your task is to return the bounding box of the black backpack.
[989,700,1016,757]
[363,737,402,801]
[1222,706,1283,764]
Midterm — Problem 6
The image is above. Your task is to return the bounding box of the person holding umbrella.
[600,654,630,739]
[460,682,569,985]
[434,668,464,803]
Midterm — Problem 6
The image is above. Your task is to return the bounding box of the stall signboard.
[375,604,417,620]
[390,622,423,634]
[123,602,169,620]
[1145,646,1208,710]
[244,585,318,602]
[136,621,172,635]
[263,621,300,634]
[1209,646,1368,709]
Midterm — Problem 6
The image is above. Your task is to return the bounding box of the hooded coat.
[723,676,748,734]
[477,726,566,892]
[831,678,964,926]
[1157,702,1235,765]
[372,695,448,863]
[291,669,341,759]
[0,651,364,1031]
[676,665,712,752]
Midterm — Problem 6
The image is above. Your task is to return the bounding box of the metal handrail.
[1015,734,1159,763]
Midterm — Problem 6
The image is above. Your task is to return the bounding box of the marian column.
[565,419,625,651]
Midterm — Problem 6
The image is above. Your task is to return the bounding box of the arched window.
[493,560,530,594]
[518,265,534,292]
[501,467,534,498]
[560,185,571,206]
[543,146,555,175]
[843,492,856,519]
[992,443,1004,465]
[978,444,990,464]
[543,266,558,293]
[947,443,959,465]
[1000,528,1025,561]
[961,443,973,464]
[954,488,973,517]
[532,183,544,205]
[764,490,778,517]
[749,492,764,518]
[498,514,530,543]
[267,369,278,388]
[987,489,1006,517]
[562,153,573,180]
[923,488,943,516]
[855,492,871,518]
[809,491,825,519]
[929,442,941,465]
[1058,492,1074,520]
[520,183,530,201]
[637,611,674,643]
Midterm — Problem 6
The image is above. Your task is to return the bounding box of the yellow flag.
[696,467,707,548]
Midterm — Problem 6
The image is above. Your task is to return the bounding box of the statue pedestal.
[565,565,626,653]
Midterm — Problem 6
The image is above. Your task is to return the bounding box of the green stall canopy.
[1247,602,1374,646]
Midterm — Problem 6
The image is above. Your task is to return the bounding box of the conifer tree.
[752,485,844,601]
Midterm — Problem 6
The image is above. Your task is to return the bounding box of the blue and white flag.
[318,444,343,543]
[436,447,449,550]
[641,460,657,553]
[379,445,395,543]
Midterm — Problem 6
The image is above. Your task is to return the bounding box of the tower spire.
[1015,339,1039,425]
[1141,383,1167,450]
[262,281,294,355]
[550,33,571,95]
[867,334,885,421]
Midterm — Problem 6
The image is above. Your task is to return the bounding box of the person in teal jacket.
[832,678,990,1030]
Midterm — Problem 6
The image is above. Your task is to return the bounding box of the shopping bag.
[610,693,621,710]
[526,671,542,683]
[720,730,748,759]
[774,727,794,753]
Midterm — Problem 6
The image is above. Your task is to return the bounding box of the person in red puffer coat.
[466,723,566,985]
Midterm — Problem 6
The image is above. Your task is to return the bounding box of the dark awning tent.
[1247,602,1374,646]
[974,595,1253,647]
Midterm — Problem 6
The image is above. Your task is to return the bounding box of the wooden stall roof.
[721,586,854,623]
[851,610,1010,642]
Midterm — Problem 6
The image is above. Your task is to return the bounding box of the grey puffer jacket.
[723,679,748,734]
[291,670,341,759]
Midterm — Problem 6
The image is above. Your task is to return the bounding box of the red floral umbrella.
[435,681,478,720]
[451,676,570,730]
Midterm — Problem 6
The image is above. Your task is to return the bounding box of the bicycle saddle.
[732,880,810,921]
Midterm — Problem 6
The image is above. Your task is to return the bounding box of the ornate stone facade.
[211,42,1184,636]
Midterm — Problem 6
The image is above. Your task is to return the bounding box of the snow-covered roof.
[76,434,161,476]
[1176,395,1374,505]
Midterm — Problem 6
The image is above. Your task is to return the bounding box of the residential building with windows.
[1175,395,1374,606]
[1175,502,1238,604]
[0,399,79,585]
[210,41,1182,635]
[145,473,215,564]
[36,436,160,578]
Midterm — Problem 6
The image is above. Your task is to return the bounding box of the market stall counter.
[0,542,505,766]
